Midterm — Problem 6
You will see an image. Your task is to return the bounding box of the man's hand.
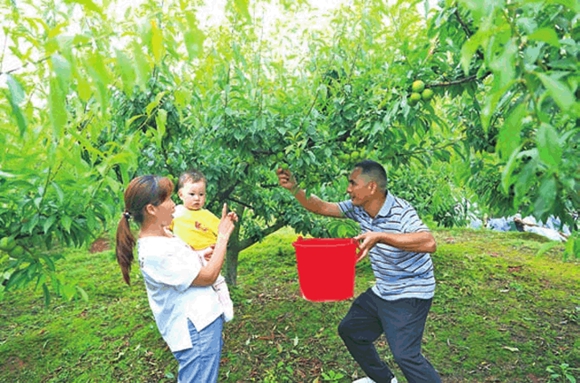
[354,232,383,262]
[355,231,437,256]
[276,168,298,192]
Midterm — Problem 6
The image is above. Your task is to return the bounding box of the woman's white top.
[137,236,223,352]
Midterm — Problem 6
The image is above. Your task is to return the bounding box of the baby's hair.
[178,169,206,190]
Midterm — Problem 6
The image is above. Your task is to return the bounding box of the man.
[277,160,441,383]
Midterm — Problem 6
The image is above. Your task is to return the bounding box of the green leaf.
[40,255,56,272]
[514,156,537,203]
[234,0,251,21]
[146,91,167,116]
[76,285,89,302]
[51,181,65,204]
[85,52,110,111]
[528,27,560,48]
[6,74,27,136]
[534,176,557,217]
[51,53,72,90]
[535,72,575,113]
[85,209,97,232]
[566,235,580,259]
[7,92,27,137]
[35,273,47,291]
[460,32,483,75]
[43,215,57,233]
[458,0,500,24]
[489,38,516,89]
[115,49,136,96]
[133,41,151,91]
[547,0,580,12]
[75,74,92,102]
[536,123,562,169]
[184,12,205,60]
[49,76,67,138]
[501,144,523,193]
[61,215,73,233]
[61,283,77,301]
[65,0,102,14]
[150,19,165,63]
[174,88,192,108]
[481,80,516,131]
[6,74,25,103]
[155,109,167,147]
[497,103,525,160]
[24,214,40,234]
[42,283,51,307]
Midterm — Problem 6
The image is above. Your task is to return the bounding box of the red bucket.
[292,237,358,302]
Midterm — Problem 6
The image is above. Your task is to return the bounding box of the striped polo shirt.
[338,192,436,301]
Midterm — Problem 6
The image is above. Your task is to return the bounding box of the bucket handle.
[293,237,362,262]
[351,237,366,263]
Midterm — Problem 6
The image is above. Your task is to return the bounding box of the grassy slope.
[0,228,578,383]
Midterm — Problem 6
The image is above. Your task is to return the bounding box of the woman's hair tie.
[123,211,132,220]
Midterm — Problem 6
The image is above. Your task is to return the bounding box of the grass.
[0,227,579,382]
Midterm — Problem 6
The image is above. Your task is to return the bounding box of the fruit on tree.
[409,92,422,105]
[421,88,434,101]
[10,245,25,259]
[0,237,16,252]
[412,80,425,93]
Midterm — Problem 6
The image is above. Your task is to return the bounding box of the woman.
[115,175,237,382]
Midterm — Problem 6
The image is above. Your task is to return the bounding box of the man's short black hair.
[353,160,388,193]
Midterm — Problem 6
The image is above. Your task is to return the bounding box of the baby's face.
[178,181,206,211]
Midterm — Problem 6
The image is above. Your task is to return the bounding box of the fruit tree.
[1,0,578,301]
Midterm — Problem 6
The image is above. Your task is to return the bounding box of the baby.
[170,169,234,322]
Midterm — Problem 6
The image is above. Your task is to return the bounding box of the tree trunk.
[225,204,244,286]
[224,204,287,286]
[225,243,241,286]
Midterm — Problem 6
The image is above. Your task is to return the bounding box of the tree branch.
[0,33,8,74]
[429,71,491,88]
[384,138,463,161]
[454,5,484,62]
[0,35,112,77]
[238,220,286,251]
[217,175,244,202]
[299,88,320,131]
[225,196,254,210]
[454,7,472,37]
[0,55,52,76]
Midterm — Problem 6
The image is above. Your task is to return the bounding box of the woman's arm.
[191,204,237,286]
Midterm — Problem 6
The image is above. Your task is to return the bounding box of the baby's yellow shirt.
[170,206,220,250]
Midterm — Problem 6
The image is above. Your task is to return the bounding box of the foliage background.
[0,0,578,296]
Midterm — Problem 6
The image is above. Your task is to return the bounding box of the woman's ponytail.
[116,213,135,285]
